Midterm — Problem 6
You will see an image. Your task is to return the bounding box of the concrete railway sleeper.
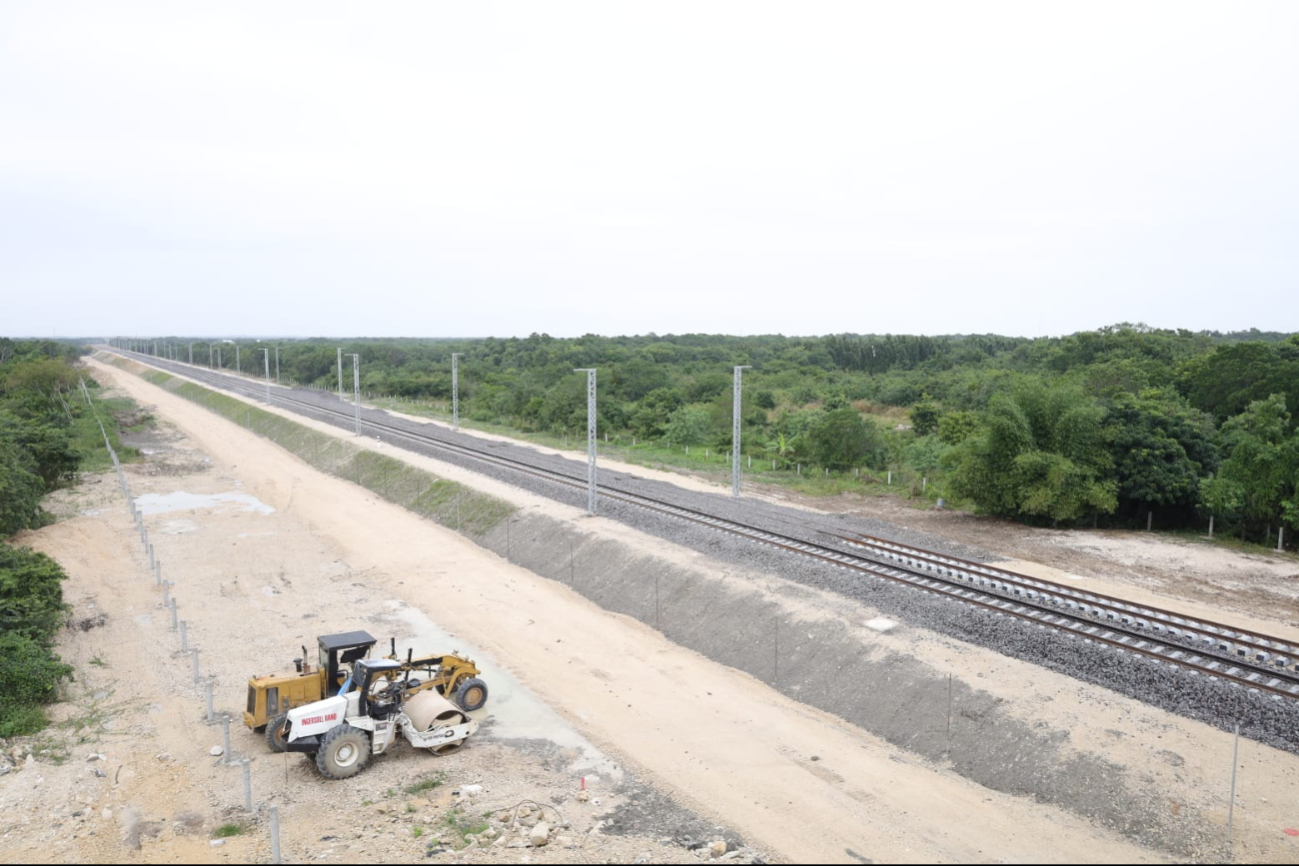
[109,349,1299,705]
[831,532,1299,673]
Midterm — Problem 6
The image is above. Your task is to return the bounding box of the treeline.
[0,339,98,736]
[130,325,1299,543]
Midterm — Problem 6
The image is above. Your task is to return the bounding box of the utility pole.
[216,346,222,369]
[208,344,214,370]
[188,343,193,365]
[261,349,271,404]
[337,348,343,401]
[574,368,597,515]
[235,344,240,373]
[350,354,361,435]
[451,353,463,431]
[275,346,280,384]
[732,365,752,499]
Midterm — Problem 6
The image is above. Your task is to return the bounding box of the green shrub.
[0,702,48,738]
[0,545,69,645]
[0,632,73,714]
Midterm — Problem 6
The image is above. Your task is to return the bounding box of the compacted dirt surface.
[1,357,1298,864]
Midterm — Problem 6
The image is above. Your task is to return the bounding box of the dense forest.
[120,324,1299,545]
[0,339,122,736]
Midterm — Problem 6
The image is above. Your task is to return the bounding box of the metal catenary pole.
[574,368,597,514]
[337,347,343,401]
[351,354,361,435]
[275,346,280,384]
[262,349,271,404]
[451,353,462,431]
[235,344,240,373]
[732,365,751,499]
[188,343,193,365]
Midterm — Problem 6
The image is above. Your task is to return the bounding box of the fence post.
[221,715,231,764]
[1227,722,1240,854]
[772,618,779,684]
[205,677,215,723]
[192,648,201,684]
[180,620,188,652]
[270,804,281,864]
[242,758,252,811]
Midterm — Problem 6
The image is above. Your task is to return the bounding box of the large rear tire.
[266,714,290,753]
[315,724,371,780]
[453,677,489,712]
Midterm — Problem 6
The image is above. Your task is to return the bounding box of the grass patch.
[440,806,490,849]
[213,823,245,838]
[57,689,130,746]
[404,771,447,796]
[0,703,49,739]
[89,655,107,667]
[413,825,424,838]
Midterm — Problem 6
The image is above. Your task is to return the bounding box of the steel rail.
[830,532,1299,673]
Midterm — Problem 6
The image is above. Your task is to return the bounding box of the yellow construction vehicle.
[244,631,488,751]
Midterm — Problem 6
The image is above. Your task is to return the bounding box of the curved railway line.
[111,349,1299,705]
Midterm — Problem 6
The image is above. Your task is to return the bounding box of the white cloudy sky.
[2,2,1297,339]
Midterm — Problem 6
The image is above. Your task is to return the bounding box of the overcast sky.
[2,2,1297,340]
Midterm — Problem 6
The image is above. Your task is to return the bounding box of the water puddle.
[133,491,275,516]
[386,600,622,781]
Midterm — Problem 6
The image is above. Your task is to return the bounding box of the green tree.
[945,382,1116,523]
[0,545,70,645]
[1179,342,1299,422]
[902,435,945,476]
[1200,394,1298,538]
[805,408,883,471]
[629,388,684,439]
[0,416,79,488]
[0,441,45,537]
[910,395,940,437]
[1104,393,1218,520]
[937,410,978,445]
[662,406,712,447]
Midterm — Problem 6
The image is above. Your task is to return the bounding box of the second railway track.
[111,349,1299,705]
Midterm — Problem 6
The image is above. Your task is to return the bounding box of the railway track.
[111,349,1299,703]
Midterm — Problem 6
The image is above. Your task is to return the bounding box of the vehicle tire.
[453,677,488,712]
[315,725,371,780]
[266,714,290,753]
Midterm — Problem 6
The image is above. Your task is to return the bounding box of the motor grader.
[283,657,479,779]
[244,631,488,752]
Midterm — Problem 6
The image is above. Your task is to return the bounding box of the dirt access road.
[0,357,1178,863]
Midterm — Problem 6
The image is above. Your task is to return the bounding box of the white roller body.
[404,690,467,731]
[286,695,347,742]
